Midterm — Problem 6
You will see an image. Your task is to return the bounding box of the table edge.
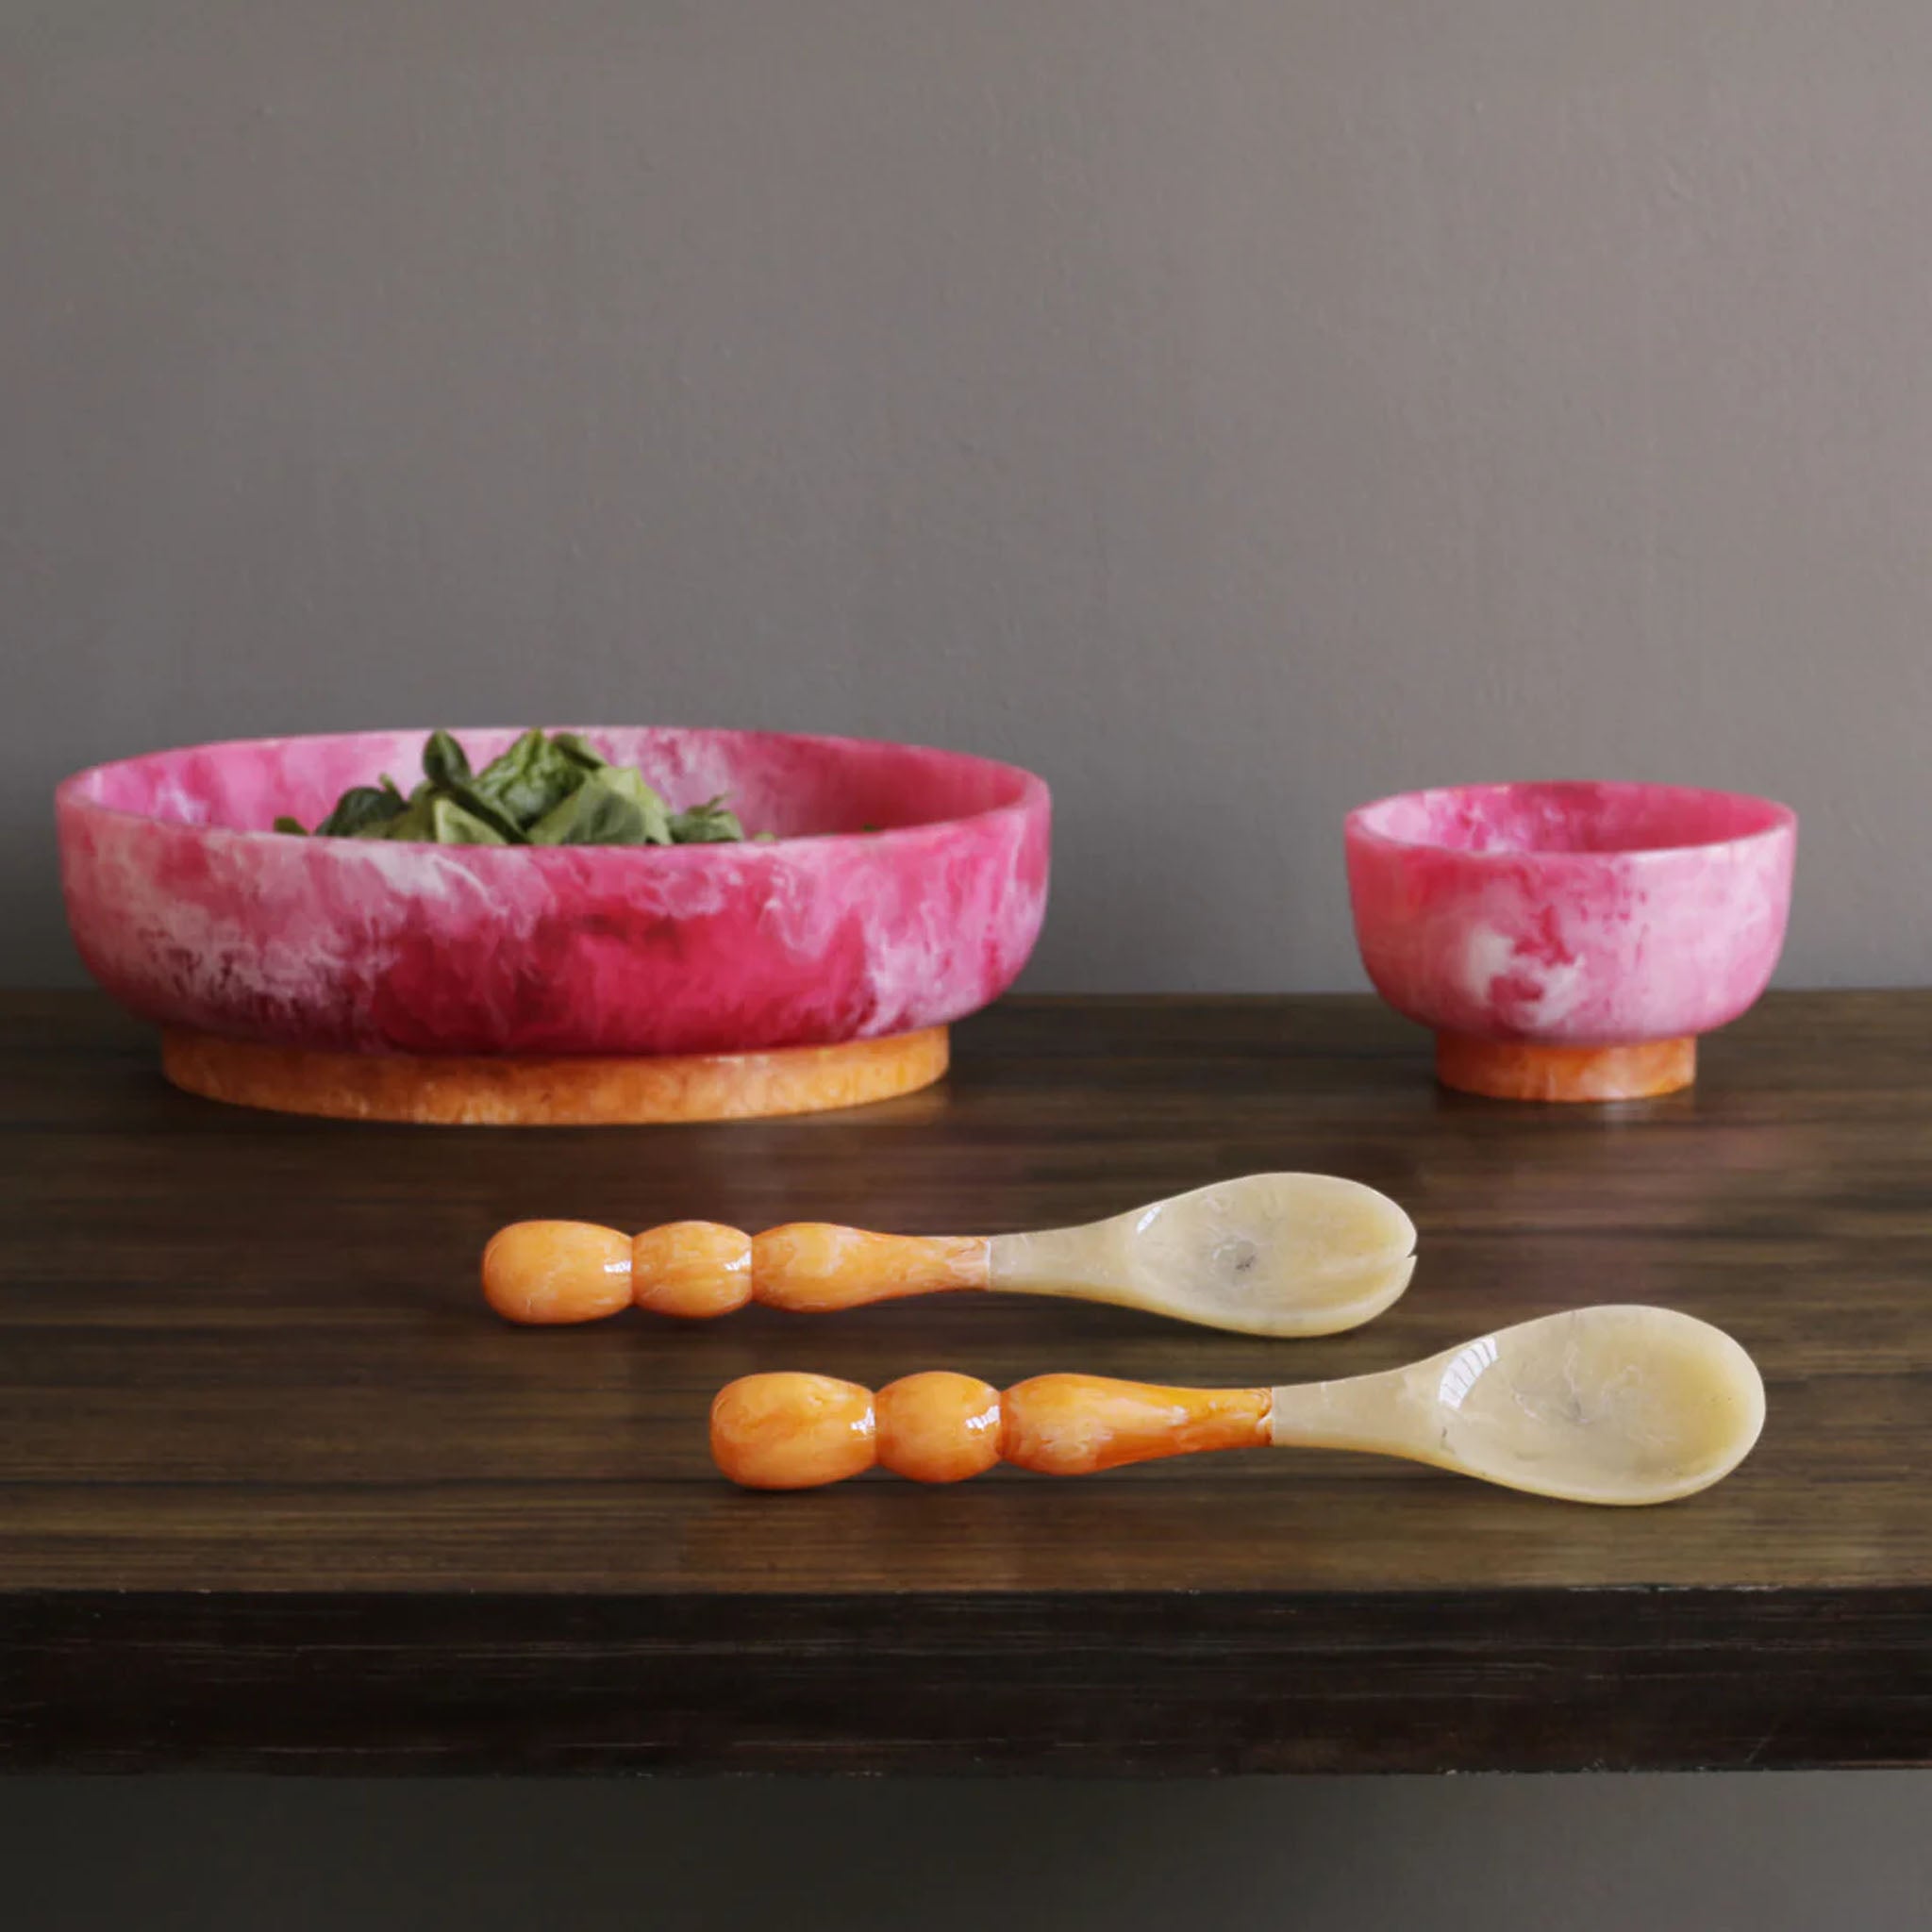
[7,1585,1928,1774]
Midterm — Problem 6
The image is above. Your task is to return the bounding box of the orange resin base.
[161,1025,950,1126]
[1435,1032,1696,1103]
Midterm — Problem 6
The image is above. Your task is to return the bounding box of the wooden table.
[3,991,1928,1774]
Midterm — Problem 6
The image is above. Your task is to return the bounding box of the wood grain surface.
[3,991,1928,1772]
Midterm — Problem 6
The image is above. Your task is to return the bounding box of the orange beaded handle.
[481,1219,991,1324]
[710,1371,1274,1489]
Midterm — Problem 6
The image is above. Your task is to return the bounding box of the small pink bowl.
[1345,781,1796,1101]
[57,727,1050,1123]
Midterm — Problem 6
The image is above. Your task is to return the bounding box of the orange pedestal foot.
[161,1025,950,1126]
[1435,1033,1695,1103]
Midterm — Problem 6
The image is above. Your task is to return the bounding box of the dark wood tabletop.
[3,990,1928,1774]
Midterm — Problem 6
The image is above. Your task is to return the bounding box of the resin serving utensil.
[482,1174,1417,1338]
[1346,781,1796,1101]
[710,1307,1764,1504]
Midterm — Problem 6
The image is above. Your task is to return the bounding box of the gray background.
[5,5,1927,1926]
[8,1,1932,989]
[5,1775,1930,1932]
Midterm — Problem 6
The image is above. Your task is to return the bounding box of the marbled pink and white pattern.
[1345,783,1796,1045]
[58,728,1050,1057]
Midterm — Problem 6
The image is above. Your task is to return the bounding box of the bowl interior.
[1352,781,1791,858]
[69,726,1033,841]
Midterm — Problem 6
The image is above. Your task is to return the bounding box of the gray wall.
[6,8,1929,1924]
[8,2,1932,989]
[6,1775,1932,1932]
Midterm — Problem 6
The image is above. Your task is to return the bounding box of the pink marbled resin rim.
[1345,780,1796,865]
[57,724,1049,852]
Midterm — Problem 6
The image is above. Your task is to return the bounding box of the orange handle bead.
[876,1373,1003,1482]
[482,1221,633,1324]
[632,1222,753,1318]
[748,1226,991,1312]
[709,1371,1274,1488]
[999,1374,1272,1474]
[710,1373,877,1490]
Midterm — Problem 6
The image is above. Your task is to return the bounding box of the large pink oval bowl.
[1345,781,1795,1101]
[58,728,1051,1072]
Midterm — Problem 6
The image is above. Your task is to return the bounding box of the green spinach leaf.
[425,794,512,844]
[550,731,608,773]
[668,794,745,843]
[528,766,673,846]
[421,728,473,788]
[432,774,529,843]
[313,778,408,839]
[471,728,579,831]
